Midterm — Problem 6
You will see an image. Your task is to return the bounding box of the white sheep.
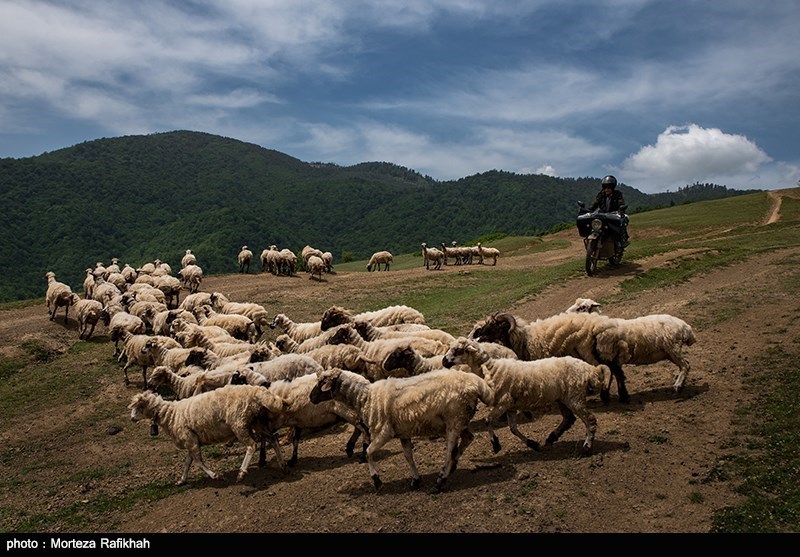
[238,245,253,274]
[104,303,146,358]
[151,308,197,336]
[565,298,602,314]
[194,305,258,343]
[277,248,297,276]
[321,251,334,273]
[320,304,426,331]
[261,245,278,274]
[45,271,80,323]
[353,320,456,345]
[306,254,325,281]
[300,343,375,377]
[310,367,493,493]
[118,331,181,388]
[443,337,609,455]
[178,264,203,294]
[91,278,122,306]
[211,297,269,340]
[467,310,697,403]
[153,274,182,309]
[72,298,105,340]
[181,249,197,269]
[273,324,349,354]
[128,385,287,485]
[121,263,138,284]
[180,328,276,361]
[366,251,393,272]
[269,313,323,343]
[140,338,216,374]
[147,365,249,399]
[476,243,500,266]
[82,269,96,300]
[301,245,324,268]
[421,242,443,270]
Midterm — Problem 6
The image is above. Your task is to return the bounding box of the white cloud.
[620,124,772,191]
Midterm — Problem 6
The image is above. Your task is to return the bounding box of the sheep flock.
[45,243,698,494]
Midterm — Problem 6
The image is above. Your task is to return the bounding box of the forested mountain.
[0,130,759,302]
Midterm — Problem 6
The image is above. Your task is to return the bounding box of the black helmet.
[601,175,617,190]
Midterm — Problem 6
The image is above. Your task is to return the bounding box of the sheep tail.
[683,325,697,347]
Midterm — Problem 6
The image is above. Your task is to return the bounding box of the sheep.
[277,248,297,276]
[366,251,393,272]
[467,310,696,403]
[565,298,602,314]
[104,303,146,358]
[321,251,334,273]
[300,343,375,377]
[301,245,324,269]
[153,275,182,309]
[440,243,462,266]
[245,353,325,383]
[72,298,105,340]
[442,337,609,456]
[151,308,197,336]
[82,269,96,299]
[125,283,167,305]
[105,258,121,277]
[238,245,253,274]
[147,365,251,399]
[261,245,278,274]
[170,318,242,346]
[353,320,456,345]
[180,328,276,361]
[273,324,349,354]
[212,297,270,340]
[380,345,448,377]
[152,259,172,277]
[421,242,443,270]
[178,291,219,313]
[306,255,325,281]
[127,300,168,330]
[121,263,138,284]
[181,249,197,269]
[476,243,501,265]
[91,279,122,306]
[92,261,107,279]
[140,338,216,374]
[195,305,259,343]
[320,304,426,331]
[45,271,80,323]
[136,261,156,276]
[269,313,323,344]
[127,385,287,485]
[118,331,181,389]
[105,272,128,293]
[310,367,493,493]
[265,373,366,467]
[178,264,203,294]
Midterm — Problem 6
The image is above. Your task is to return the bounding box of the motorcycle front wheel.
[585,238,598,276]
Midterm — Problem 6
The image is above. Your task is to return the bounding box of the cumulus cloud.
[620,124,772,191]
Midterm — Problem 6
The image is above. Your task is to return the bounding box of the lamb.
[443,337,609,455]
[238,245,253,274]
[467,310,696,403]
[476,243,500,266]
[181,249,197,269]
[320,304,426,331]
[310,367,493,493]
[306,254,325,281]
[353,320,456,345]
[269,313,323,344]
[565,298,602,314]
[366,251,393,272]
[45,271,80,323]
[421,242,443,270]
[72,298,105,340]
[178,264,203,294]
[127,385,287,485]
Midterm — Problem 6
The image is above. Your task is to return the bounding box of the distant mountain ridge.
[0,130,759,302]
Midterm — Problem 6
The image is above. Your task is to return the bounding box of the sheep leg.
[507,410,541,451]
[178,453,194,486]
[365,431,392,493]
[236,440,258,482]
[399,438,421,490]
[288,427,301,467]
[545,401,577,448]
[574,408,597,456]
[670,352,690,394]
[486,404,510,454]
[452,428,474,474]
[188,444,219,482]
[607,362,629,403]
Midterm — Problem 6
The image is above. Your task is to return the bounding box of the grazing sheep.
[310,367,493,493]
[269,313,323,344]
[238,246,253,274]
[178,264,203,294]
[72,298,105,340]
[565,298,602,314]
[366,251,393,272]
[320,304,426,331]
[443,337,609,455]
[476,243,500,265]
[306,255,325,281]
[421,242,443,270]
[181,249,197,269]
[128,385,287,485]
[45,271,80,323]
[467,311,696,403]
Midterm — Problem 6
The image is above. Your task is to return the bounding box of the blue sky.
[1,0,798,194]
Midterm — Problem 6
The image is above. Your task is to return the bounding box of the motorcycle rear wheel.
[585,239,598,276]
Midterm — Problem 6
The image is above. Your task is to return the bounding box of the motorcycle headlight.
[591,219,602,232]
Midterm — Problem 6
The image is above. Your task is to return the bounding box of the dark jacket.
[589,189,626,213]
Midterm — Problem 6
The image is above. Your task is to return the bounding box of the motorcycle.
[576,201,628,276]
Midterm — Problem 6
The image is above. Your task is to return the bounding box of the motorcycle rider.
[589,175,629,251]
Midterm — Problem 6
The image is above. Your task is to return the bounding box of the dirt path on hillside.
[2,192,799,534]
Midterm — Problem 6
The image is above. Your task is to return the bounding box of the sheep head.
[320,305,352,331]
[382,345,416,374]
[467,312,515,346]
[310,368,344,404]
